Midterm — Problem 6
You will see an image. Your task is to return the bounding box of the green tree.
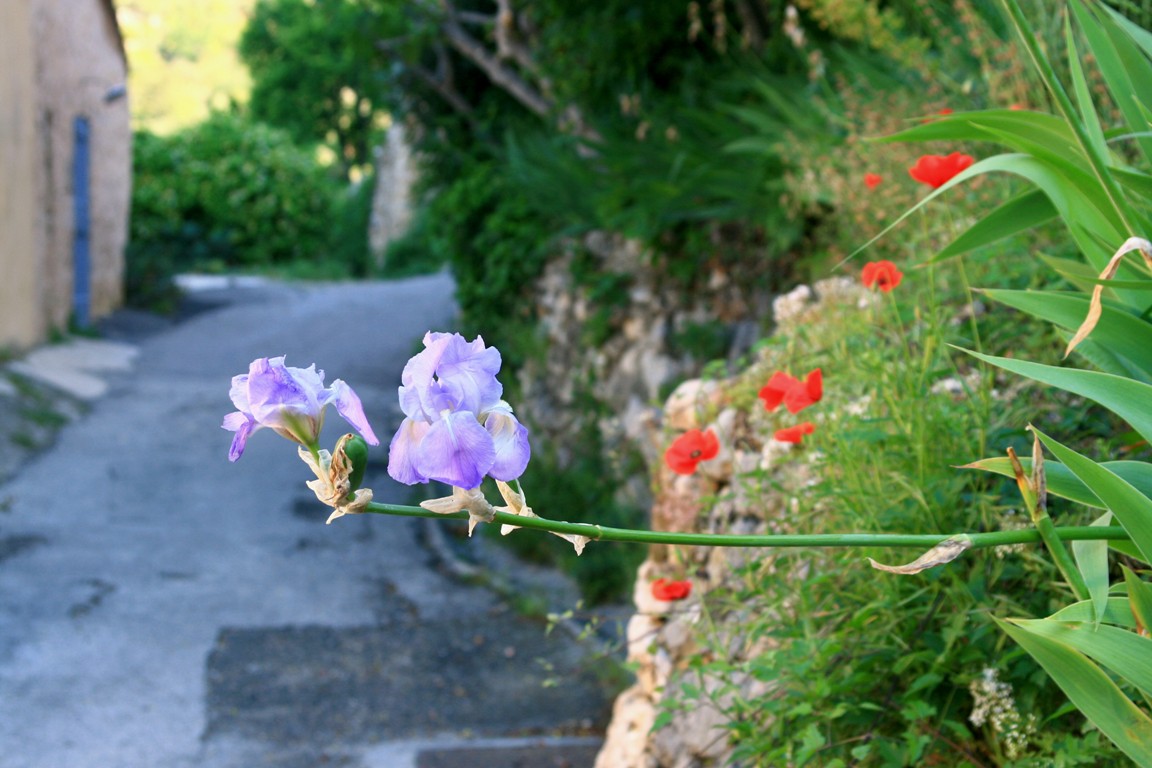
[239,0,398,179]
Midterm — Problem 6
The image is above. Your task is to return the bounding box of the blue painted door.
[73,116,91,328]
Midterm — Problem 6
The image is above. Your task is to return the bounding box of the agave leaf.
[935,189,1057,260]
[1065,13,1109,157]
[997,616,1152,765]
[966,351,1152,446]
[1124,566,1152,637]
[1072,512,1114,629]
[962,457,1152,509]
[1011,617,1152,698]
[1032,428,1152,564]
[982,290,1152,380]
[1049,597,1137,628]
[1070,0,1152,168]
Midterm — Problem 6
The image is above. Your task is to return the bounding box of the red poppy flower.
[864,173,882,189]
[774,422,815,444]
[652,578,692,601]
[664,428,720,475]
[1009,104,1025,111]
[759,371,797,411]
[759,369,822,414]
[861,260,903,292]
[908,152,974,189]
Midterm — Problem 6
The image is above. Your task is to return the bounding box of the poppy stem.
[363,501,1129,551]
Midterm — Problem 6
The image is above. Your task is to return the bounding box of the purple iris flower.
[388,332,531,490]
[223,356,379,461]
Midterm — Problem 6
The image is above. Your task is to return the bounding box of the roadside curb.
[0,337,140,486]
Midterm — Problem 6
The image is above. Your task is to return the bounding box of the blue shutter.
[72,116,91,328]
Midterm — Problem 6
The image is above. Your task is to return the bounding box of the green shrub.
[128,113,342,306]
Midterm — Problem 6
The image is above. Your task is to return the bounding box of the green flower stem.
[1033,507,1092,599]
[365,501,1129,550]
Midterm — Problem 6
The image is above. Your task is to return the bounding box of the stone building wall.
[32,0,131,327]
[0,1,48,348]
[0,0,129,349]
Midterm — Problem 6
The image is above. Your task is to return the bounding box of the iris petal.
[223,412,257,462]
[229,374,251,412]
[399,333,452,420]
[485,408,530,481]
[247,357,314,426]
[415,411,495,489]
[387,417,431,485]
[327,378,380,445]
[436,334,503,414]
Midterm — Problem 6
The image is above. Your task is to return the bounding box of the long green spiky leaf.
[1066,12,1109,157]
[1012,617,1152,697]
[963,457,1152,510]
[852,154,1118,270]
[936,190,1057,260]
[1049,597,1136,628]
[1106,2,1152,56]
[966,351,1152,446]
[879,110,1078,160]
[1112,167,1152,201]
[1033,428,1152,564]
[1072,512,1114,628]
[1124,566,1152,635]
[997,617,1152,765]
[982,290,1152,379]
[1070,0,1152,169]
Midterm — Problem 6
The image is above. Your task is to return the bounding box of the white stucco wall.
[32,0,131,329]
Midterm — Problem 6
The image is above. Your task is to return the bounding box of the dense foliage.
[239,0,400,179]
[126,113,362,307]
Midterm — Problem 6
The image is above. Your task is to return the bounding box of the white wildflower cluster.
[993,509,1030,560]
[969,668,1037,759]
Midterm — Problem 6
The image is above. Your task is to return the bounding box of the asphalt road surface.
[0,275,611,768]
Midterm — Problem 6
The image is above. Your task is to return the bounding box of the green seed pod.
[342,433,370,495]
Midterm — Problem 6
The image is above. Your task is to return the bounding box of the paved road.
[0,275,610,768]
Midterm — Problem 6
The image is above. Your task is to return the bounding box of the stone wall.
[509,228,861,766]
[593,277,877,767]
[369,121,417,267]
[518,230,774,509]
